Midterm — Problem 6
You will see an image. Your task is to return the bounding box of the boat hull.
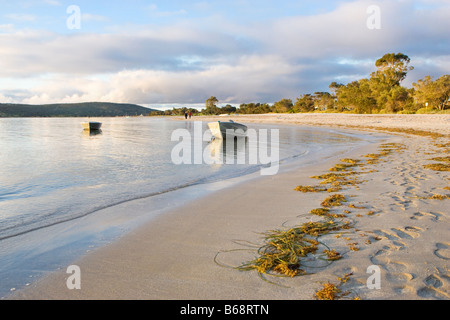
[82,122,102,131]
[208,121,247,139]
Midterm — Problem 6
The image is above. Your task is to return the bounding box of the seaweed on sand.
[321,194,347,207]
[323,249,342,261]
[423,150,450,171]
[310,171,364,191]
[429,156,450,163]
[423,163,450,171]
[315,273,358,300]
[294,185,328,192]
[231,219,351,279]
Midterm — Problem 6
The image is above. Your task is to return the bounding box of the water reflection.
[206,137,247,164]
[82,129,103,137]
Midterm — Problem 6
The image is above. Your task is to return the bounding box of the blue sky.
[1,1,342,31]
[1,0,449,108]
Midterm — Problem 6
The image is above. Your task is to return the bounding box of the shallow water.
[0,117,379,297]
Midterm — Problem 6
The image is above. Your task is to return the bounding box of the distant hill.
[0,102,157,118]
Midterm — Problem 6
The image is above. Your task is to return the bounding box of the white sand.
[8,114,450,300]
[184,113,450,135]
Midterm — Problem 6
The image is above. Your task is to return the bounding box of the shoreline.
[0,121,376,299]
[172,113,450,136]
[7,114,450,300]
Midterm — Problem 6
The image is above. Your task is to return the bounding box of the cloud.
[17,54,301,105]
[81,13,110,22]
[0,93,15,103]
[146,4,187,18]
[0,21,257,78]
[0,0,449,105]
[0,24,15,32]
[42,0,61,5]
[4,13,36,21]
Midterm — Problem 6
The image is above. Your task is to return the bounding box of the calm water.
[0,117,380,297]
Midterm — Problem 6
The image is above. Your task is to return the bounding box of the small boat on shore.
[208,120,247,139]
[81,121,102,131]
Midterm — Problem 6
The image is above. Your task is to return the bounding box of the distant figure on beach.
[184,111,188,119]
[188,111,192,119]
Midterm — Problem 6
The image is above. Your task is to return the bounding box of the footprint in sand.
[388,179,419,197]
[386,272,414,283]
[410,211,443,222]
[424,274,443,288]
[372,227,422,240]
[394,285,416,295]
[372,227,422,247]
[387,241,406,251]
[371,250,414,293]
[409,169,430,182]
[391,226,423,239]
[392,228,415,239]
[417,273,449,299]
[372,229,400,241]
[434,243,450,260]
[391,195,412,211]
[404,185,419,197]
[383,261,408,273]
[370,249,408,273]
[370,249,389,266]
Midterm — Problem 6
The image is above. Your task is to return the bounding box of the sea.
[0,117,383,297]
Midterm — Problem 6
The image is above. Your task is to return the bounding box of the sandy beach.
[8,113,450,300]
[185,113,450,135]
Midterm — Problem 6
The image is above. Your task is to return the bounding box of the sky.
[0,0,449,109]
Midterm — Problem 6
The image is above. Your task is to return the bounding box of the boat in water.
[81,121,102,131]
[208,120,247,139]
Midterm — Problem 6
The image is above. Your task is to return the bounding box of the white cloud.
[0,24,14,32]
[81,13,110,22]
[146,4,187,17]
[0,93,14,103]
[0,0,448,104]
[16,54,302,104]
[42,0,61,5]
[4,13,36,21]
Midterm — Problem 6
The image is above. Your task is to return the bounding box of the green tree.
[221,104,237,114]
[273,98,293,113]
[329,82,343,97]
[238,103,272,114]
[336,79,377,113]
[384,86,415,113]
[258,103,272,114]
[206,96,218,108]
[238,103,251,114]
[368,53,414,112]
[313,92,335,111]
[205,96,220,115]
[328,82,343,111]
[293,94,314,112]
[413,75,450,111]
[372,53,414,87]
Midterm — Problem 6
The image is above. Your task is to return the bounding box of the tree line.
[149,53,449,116]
